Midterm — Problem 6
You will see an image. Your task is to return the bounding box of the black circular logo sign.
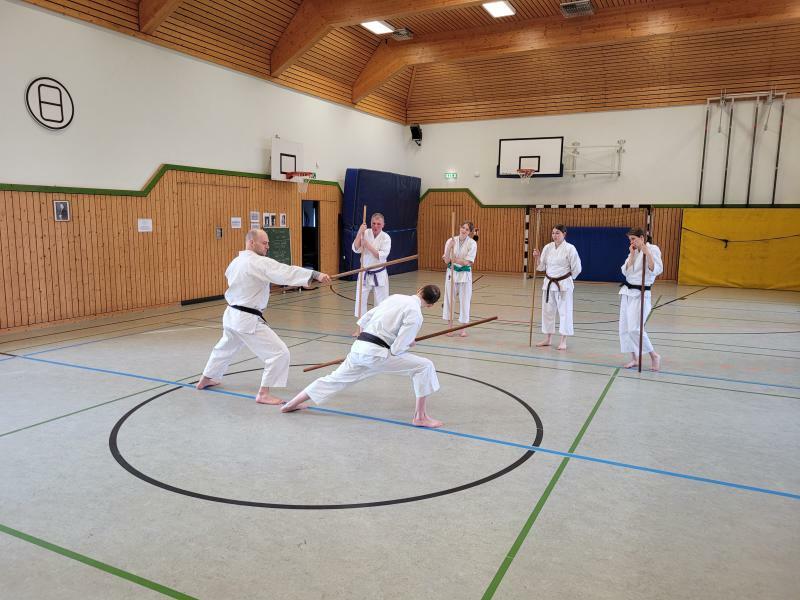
[26,77,74,130]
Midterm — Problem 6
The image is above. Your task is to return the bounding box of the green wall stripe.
[0,164,342,196]
[0,523,198,599]
[481,368,621,599]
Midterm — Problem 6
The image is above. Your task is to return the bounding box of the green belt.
[447,263,471,272]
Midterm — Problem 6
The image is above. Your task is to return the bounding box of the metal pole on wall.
[697,101,711,206]
[745,99,760,206]
[721,98,735,205]
[771,96,786,205]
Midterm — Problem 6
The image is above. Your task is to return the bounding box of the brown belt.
[545,272,572,303]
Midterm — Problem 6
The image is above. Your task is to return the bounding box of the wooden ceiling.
[24,0,800,123]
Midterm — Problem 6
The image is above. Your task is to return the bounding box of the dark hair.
[627,227,652,243]
[420,284,441,305]
[461,220,475,232]
[553,224,567,234]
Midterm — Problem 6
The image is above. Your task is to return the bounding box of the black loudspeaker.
[410,124,422,146]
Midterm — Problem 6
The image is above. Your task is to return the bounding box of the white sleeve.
[378,234,391,262]
[443,238,452,258]
[357,304,378,329]
[650,245,664,277]
[536,245,548,272]
[352,238,362,254]
[570,246,582,279]
[257,257,313,287]
[390,310,422,356]
[465,239,477,264]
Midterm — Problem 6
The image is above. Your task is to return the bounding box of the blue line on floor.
[12,353,800,502]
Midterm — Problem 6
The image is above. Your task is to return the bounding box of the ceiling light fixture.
[361,21,394,35]
[482,1,516,18]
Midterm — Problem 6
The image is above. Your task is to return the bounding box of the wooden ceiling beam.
[353,0,800,102]
[139,0,184,34]
[271,0,484,78]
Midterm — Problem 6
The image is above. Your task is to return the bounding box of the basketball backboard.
[270,137,304,181]
[497,136,564,178]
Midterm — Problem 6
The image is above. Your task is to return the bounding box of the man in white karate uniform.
[282,285,444,428]
[196,229,331,404]
[532,224,583,350]
[352,212,392,319]
[441,220,478,335]
[619,227,663,370]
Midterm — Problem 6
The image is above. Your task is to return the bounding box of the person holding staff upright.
[619,227,663,370]
[532,224,582,351]
[352,212,392,321]
[442,220,478,336]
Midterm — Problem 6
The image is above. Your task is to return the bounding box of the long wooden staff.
[637,243,647,373]
[303,316,498,372]
[528,209,541,346]
[356,205,367,319]
[447,212,457,328]
[328,255,418,281]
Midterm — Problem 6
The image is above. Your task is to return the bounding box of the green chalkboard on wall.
[264,227,291,265]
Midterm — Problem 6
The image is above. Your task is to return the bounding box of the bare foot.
[351,330,360,338]
[650,353,661,371]
[557,338,567,351]
[459,330,468,337]
[196,376,220,390]
[623,360,638,369]
[255,393,284,405]
[446,332,456,337]
[281,400,309,412]
[535,340,551,347]
[412,415,443,428]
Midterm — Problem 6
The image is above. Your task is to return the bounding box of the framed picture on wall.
[279,213,287,227]
[53,200,70,222]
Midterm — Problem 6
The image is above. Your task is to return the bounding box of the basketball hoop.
[286,171,314,194]
[517,168,537,183]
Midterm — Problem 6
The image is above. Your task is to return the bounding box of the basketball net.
[286,171,314,194]
[517,168,537,184]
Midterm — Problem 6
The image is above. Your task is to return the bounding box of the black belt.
[544,272,572,303]
[357,332,391,349]
[364,266,386,287]
[620,282,652,292]
[229,304,267,323]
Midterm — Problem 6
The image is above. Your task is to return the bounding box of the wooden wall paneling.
[16,191,35,326]
[651,207,683,281]
[0,193,13,327]
[23,192,41,324]
[35,193,53,323]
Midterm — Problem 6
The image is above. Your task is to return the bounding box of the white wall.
[0,0,407,190]
[404,100,799,206]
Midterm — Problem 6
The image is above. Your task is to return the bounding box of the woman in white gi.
[441,220,478,336]
[196,229,330,404]
[282,285,444,428]
[352,212,392,321]
[531,224,582,351]
[619,227,663,370]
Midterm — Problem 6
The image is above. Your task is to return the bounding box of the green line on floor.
[0,523,197,599]
[481,367,620,600]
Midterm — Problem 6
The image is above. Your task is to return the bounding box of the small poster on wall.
[249,211,260,223]
[231,217,242,229]
[279,213,287,227]
[138,218,153,233]
[53,200,70,222]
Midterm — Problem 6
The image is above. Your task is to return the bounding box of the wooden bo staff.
[527,208,541,347]
[356,205,367,319]
[447,211,457,328]
[302,316,498,372]
[326,254,418,282]
[637,242,648,373]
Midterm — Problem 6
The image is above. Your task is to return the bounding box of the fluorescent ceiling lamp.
[361,21,394,34]
[482,1,516,17]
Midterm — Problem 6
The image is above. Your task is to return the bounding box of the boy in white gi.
[619,227,663,370]
[282,285,444,428]
[442,220,478,336]
[196,229,331,404]
[352,212,392,319]
[531,224,582,351]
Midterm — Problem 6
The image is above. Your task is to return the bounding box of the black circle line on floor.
[109,366,543,510]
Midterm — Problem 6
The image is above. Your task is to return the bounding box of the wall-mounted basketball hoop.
[516,168,537,184]
[285,171,314,194]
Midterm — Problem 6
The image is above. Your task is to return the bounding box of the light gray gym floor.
[1,271,798,600]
